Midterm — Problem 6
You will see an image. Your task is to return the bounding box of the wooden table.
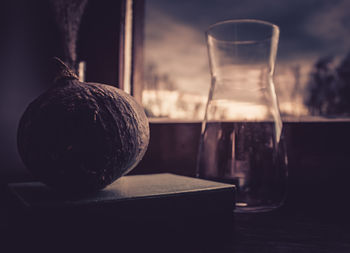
[2,182,350,253]
[232,210,350,253]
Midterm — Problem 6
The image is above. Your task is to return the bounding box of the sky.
[146,0,350,60]
[143,0,350,118]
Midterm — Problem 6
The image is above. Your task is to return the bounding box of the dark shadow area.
[305,52,350,117]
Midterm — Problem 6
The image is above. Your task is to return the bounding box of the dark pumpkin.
[17,58,149,193]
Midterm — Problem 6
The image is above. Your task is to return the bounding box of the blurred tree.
[143,62,176,117]
[144,62,175,91]
[305,53,350,116]
[291,64,301,100]
[335,52,350,114]
[143,61,205,119]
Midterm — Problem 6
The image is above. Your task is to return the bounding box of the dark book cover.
[7,173,235,251]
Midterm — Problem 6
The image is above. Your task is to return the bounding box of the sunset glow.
[142,64,311,120]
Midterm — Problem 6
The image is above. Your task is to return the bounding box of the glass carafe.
[197,20,288,212]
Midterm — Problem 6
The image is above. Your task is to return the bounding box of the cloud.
[147,0,350,60]
[145,7,210,95]
[304,0,350,55]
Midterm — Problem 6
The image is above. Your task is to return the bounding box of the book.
[7,173,235,250]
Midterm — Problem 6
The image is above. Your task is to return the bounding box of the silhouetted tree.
[291,64,301,100]
[305,53,350,116]
[144,62,175,91]
[335,52,350,114]
[143,62,176,117]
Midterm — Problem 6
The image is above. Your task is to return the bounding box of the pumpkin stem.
[51,57,79,83]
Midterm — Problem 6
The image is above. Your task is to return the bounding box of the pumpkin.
[17,58,149,193]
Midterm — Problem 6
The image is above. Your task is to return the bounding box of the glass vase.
[197,19,288,212]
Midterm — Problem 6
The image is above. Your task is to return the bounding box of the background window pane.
[143,0,350,120]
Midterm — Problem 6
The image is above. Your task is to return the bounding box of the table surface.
[1,183,350,253]
[231,210,350,253]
